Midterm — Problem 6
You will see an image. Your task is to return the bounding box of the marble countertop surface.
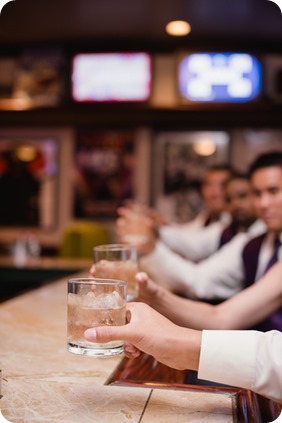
[0,273,234,422]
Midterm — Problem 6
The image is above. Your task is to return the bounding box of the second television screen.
[71,52,152,102]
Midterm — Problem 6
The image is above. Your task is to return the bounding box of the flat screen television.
[71,52,152,102]
[178,52,262,103]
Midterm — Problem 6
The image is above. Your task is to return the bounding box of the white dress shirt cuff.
[198,330,257,390]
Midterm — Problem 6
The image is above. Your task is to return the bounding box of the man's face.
[251,166,282,232]
[201,170,231,214]
[225,179,256,225]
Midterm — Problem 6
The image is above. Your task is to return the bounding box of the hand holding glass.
[93,244,139,301]
[67,278,127,357]
[120,204,151,245]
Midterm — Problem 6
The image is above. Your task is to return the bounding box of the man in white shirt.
[117,173,265,271]
[117,165,232,262]
[138,152,282,301]
[158,172,265,262]
[177,164,232,229]
[84,278,282,405]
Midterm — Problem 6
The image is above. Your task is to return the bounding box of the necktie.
[263,237,281,274]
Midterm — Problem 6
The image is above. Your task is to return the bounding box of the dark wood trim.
[1,103,282,129]
[107,353,281,422]
[255,394,282,423]
[106,352,187,385]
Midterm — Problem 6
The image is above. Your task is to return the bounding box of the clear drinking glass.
[67,277,127,357]
[121,203,151,245]
[93,244,139,301]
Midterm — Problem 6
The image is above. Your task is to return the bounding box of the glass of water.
[93,244,139,301]
[67,277,127,357]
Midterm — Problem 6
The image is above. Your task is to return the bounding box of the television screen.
[178,53,262,103]
[71,52,152,102]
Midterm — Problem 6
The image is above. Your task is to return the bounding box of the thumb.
[136,272,149,285]
[89,264,96,276]
[84,325,128,343]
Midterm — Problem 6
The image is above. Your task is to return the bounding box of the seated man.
[155,172,265,261]
[118,165,233,262]
[116,171,265,300]
[128,152,282,301]
[152,164,232,229]
[173,164,232,229]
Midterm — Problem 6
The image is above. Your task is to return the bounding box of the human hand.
[84,302,201,370]
[89,263,96,277]
[135,271,163,307]
[89,267,162,307]
[116,206,157,255]
[147,207,169,227]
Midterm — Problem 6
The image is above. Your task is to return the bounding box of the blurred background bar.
[1,0,282,294]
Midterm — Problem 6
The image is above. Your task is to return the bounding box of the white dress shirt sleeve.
[198,330,282,405]
[159,221,225,262]
[139,234,247,299]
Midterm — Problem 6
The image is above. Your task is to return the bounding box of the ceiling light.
[14,145,37,162]
[166,20,191,37]
[193,140,216,156]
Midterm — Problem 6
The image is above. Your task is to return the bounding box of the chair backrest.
[59,221,111,258]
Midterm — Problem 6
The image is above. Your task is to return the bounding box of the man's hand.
[84,302,201,371]
[116,206,157,255]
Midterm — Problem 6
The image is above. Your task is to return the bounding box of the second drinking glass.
[93,244,139,301]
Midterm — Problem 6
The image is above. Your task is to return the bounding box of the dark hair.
[202,165,233,186]
[206,164,233,174]
[223,171,248,188]
[248,152,282,177]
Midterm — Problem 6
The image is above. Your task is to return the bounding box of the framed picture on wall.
[0,48,66,110]
[74,130,136,219]
[0,135,59,229]
[153,131,230,223]
[0,127,75,251]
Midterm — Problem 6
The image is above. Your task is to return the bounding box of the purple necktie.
[263,237,281,274]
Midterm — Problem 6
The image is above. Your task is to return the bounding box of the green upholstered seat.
[59,221,111,258]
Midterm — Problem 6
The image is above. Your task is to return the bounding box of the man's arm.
[84,303,282,405]
[199,329,282,405]
[136,261,282,330]
[139,234,247,300]
[159,221,224,261]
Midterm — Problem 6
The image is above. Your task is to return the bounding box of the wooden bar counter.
[0,263,280,422]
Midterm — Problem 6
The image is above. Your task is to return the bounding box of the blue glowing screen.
[178,53,262,103]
